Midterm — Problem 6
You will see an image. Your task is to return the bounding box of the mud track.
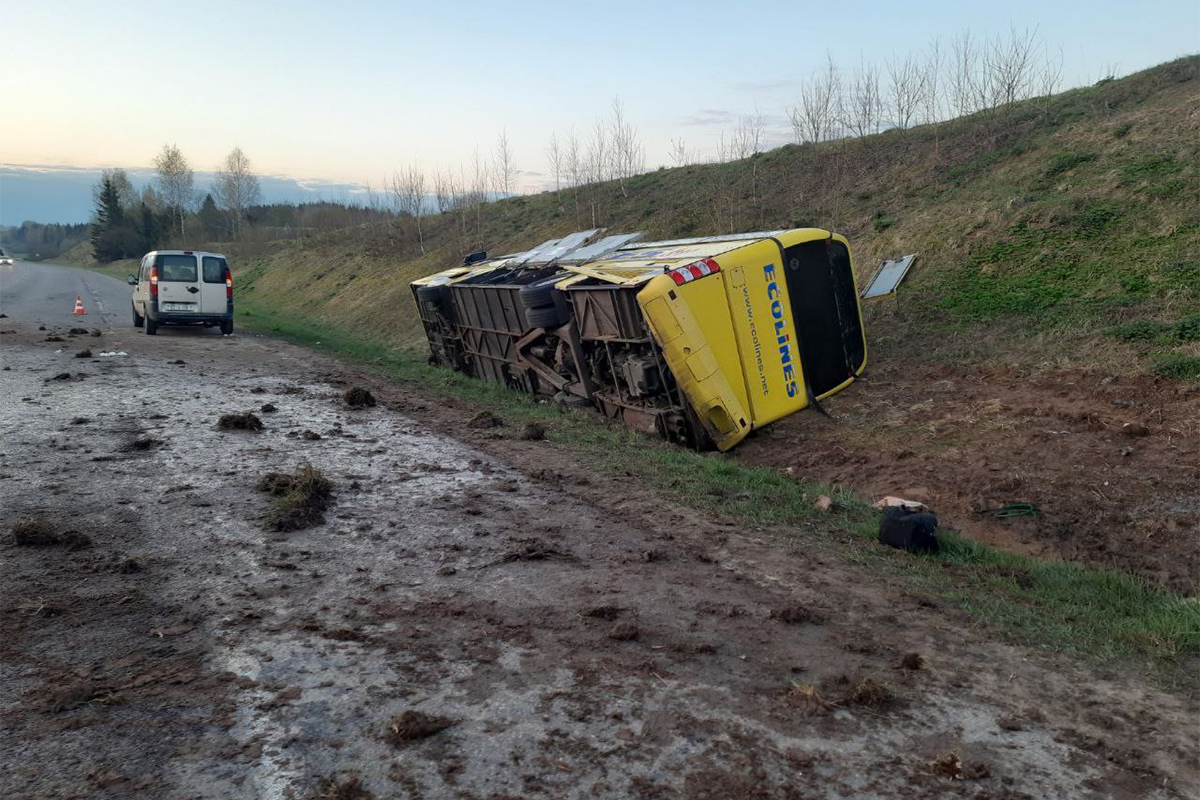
[1,322,1196,799]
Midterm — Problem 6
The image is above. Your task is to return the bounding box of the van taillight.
[149,266,159,297]
[669,258,721,286]
[225,267,233,299]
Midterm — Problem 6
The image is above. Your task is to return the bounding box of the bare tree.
[921,38,944,126]
[153,143,195,240]
[1038,44,1064,99]
[984,26,1040,107]
[844,59,883,139]
[493,130,517,197]
[886,52,925,129]
[470,148,490,233]
[728,108,766,159]
[213,147,262,238]
[950,30,983,117]
[546,133,564,192]
[389,165,427,254]
[432,171,452,215]
[790,55,841,144]
[669,138,691,166]
[607,98,645,196]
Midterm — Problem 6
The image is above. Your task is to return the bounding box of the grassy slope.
[232,57,1198,374]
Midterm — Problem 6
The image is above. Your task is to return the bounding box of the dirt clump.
[68,327,89,335]
[217,412,263,431]
[343,387,376,408]
[585,605,622,620]
[260,403,278,413]
[119,435,163,452]
[840,677,895,708]
[49,372,72,381]
[898,652,929,671]
[771,604,823,625]
[784,684,834,716]
[11,518,91,550]
[90,329,102,337]
[257,462,334,532]
[308,775,374,800]
[384,710,455,746]
[607,621,640,641]
[118,557,144,574]
[468,410,503,428]
[300,429,322,440]
[519,421,546,441]
[45,335,65,342]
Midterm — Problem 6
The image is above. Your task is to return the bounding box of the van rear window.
[159,255,197,282]
[202,256,228,283]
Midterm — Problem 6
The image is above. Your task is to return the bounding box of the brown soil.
[738,359,1200,593]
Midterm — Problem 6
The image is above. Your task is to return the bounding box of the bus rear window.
[202,256,228,283]
[158,255,197,282]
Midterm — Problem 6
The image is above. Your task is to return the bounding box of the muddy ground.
[740,350,1200,594]
[1,321,1197,800]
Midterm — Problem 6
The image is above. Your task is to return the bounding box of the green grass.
[235,296,1200,674]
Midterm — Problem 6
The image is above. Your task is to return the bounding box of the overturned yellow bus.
[411,228,867,450]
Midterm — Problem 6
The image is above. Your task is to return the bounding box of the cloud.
[729,78,797,93]
[680,109,740,127]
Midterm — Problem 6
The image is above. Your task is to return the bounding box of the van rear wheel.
[220,319,234,335]
[145,318,158,335]
[132,303,144,328]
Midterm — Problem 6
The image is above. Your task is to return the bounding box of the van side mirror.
[127,274,138,285]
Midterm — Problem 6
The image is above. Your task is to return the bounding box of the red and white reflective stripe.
[669,258,721,286]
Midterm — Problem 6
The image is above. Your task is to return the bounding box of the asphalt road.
[0,260,131,329]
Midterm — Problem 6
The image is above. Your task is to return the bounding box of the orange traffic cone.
[72,296,87,315]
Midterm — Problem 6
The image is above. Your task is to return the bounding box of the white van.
[129,250,234,335]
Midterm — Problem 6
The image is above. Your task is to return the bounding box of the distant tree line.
[89,144,265,262]
[0,221,88,259]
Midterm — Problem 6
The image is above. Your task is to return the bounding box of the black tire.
[145,317,158,336]
[526,304,567,330]
[220,319,234,335]
[132,303,144,328]
[519,274,566,310]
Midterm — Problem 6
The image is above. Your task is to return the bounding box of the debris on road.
[98,351,128,357]
[217,412,263,431]
[814,494,834,512]
[11,518,91,550]
[384,710,455,746]
[260,403,278,413]
[343,386,376,408]
[74,349,92,358]
[519,421,546,440]
[257,462,334,531]
[119,435,163,452]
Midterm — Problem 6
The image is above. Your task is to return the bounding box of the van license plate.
[164,303,194,311]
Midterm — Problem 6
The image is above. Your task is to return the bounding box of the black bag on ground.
[879,506,939,554]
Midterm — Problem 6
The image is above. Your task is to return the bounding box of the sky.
[2,0,1197,214]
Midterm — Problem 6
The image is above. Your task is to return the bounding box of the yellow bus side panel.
[718,241,809,426]
[638,276,752,451]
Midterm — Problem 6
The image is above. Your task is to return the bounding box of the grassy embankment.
[76,58,1200,672]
